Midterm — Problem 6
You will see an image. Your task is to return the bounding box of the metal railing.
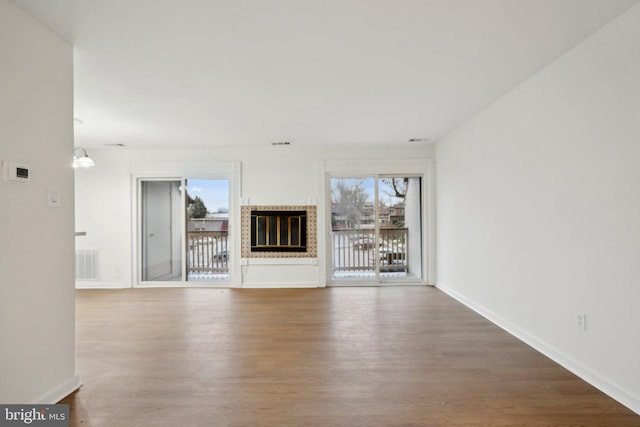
[187,231,228,275]
[332,228,408,273]
[187,228,407,276]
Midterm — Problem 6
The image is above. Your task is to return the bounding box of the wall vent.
[75,250,99,280]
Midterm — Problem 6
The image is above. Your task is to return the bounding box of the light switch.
[47,187,61,207]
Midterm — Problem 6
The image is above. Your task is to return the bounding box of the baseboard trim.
[241,281,319,288]
[35,375,81,404]
[76,281,127,289]
[436,282,640,415]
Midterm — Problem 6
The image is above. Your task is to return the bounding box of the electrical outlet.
[577,313,587,332]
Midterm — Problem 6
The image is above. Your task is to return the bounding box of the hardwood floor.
[60,287,639,426]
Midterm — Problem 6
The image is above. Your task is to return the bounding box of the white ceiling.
[12,0,639,149]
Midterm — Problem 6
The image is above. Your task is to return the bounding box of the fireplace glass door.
[330,176,422,283]
[251,210,307,252]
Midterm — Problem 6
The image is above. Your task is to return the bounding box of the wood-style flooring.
[60,287,639,426]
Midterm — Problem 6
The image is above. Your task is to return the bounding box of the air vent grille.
[75,250,99,280]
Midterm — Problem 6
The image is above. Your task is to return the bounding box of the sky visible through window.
[186,179,229,213]
[186,178,401,215]
[331,178,401,206]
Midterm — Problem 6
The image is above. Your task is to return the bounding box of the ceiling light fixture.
[271,141,291,146]
[408,138,430,143]
[73,147,95,168]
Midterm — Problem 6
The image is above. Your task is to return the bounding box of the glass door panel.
[185,179,230,282]
[330,177,376,280]
[378,177,422,281]
[141,180,183,281]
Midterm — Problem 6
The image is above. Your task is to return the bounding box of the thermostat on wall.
[3,161,31,183]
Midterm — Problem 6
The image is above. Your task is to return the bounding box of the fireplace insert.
[250,210,307,252]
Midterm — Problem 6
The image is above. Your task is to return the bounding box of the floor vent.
[76,250,99,280]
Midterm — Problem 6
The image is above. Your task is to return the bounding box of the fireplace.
[251,210,307,252]
[242,205,317,258]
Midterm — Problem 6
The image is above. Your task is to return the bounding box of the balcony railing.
[187,231,228,276]
[187,228,408,278]
[332,228,408,273]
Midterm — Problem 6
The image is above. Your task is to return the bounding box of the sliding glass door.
[139,178,230,284]
[330,175,423,284]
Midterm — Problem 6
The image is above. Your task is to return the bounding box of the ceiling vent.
[271,141,291,146]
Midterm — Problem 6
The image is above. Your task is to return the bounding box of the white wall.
[436,4,640,413]
[75,144,434,288]
[0,0,78,403]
